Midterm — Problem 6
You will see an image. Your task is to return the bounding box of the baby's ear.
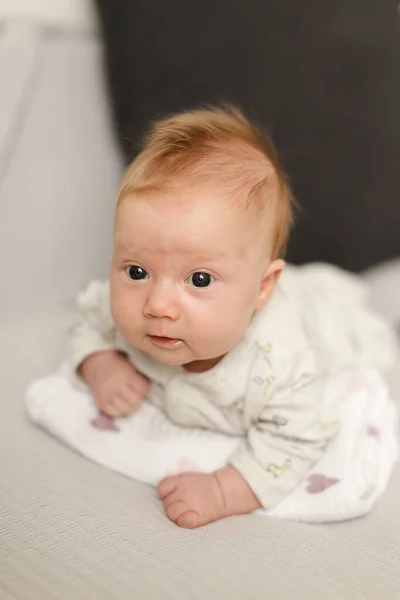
[255,259,285,310]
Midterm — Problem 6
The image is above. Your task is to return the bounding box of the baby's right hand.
[79,350,150,417]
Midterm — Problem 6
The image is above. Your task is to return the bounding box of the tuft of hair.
[117,105,296,259]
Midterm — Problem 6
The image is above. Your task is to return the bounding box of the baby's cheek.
[198,306,243,353]
[216,300,253,347]
[111,296,140,339]
[110,291,123,326]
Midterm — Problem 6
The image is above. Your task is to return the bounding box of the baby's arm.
[228,348,338,511]
[69,280,149,417]
[159,347,338,527]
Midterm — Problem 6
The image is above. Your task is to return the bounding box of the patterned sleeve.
[229,346,339,509]
[68,280,119,372]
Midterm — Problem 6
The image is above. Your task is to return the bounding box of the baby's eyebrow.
[113,238,137,254]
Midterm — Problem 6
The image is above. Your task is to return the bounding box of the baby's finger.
[157,476,178,500]
[166,500,192,524]
[127,377,149,399]
[115,395,133,415]
[176,510,203,529]
[121,383,142,408]
[135,377,150,396]
[108,395,131,417]
[101,402,120,417]
[162,490,181,510]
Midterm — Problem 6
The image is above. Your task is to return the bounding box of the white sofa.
[1,19,400,600]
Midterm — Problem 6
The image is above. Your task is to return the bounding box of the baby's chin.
[152,351,225,373]
[147,350,189,367]
[183,355,225,373]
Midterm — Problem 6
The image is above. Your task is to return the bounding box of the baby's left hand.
[157,472,226,529]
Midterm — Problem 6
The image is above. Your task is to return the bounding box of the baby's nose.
[144,283,181,321]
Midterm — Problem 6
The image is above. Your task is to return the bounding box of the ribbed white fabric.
[26,366,398,523]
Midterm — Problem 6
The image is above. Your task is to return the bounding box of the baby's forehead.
[114,187,271,260]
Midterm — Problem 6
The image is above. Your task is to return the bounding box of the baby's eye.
[126,265,148,280]
[188,272,214,288]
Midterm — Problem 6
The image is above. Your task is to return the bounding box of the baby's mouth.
[148,335,183,349]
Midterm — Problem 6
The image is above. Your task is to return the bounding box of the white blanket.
[26,367,398,523]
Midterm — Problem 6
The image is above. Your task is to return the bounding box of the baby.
[70,106,396,528]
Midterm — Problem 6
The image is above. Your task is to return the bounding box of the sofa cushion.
[95,0,400,271]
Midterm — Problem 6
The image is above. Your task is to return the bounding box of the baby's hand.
[158,466,262,528]
[80,350,149,417]
[157,472,226,529]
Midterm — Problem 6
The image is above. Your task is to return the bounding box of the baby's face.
[110,186,281,371]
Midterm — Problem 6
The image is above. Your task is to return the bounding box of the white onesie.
[69,263,398,508]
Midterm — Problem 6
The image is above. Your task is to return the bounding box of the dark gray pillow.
[95,0,400,271]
